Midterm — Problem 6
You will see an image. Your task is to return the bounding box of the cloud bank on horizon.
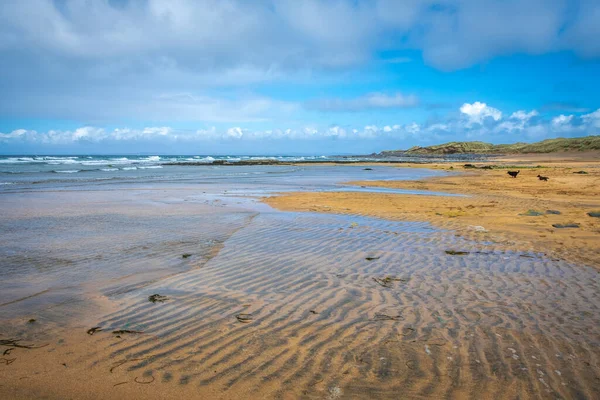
[1,0,599,154]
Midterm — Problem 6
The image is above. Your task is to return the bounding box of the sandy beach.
[267,154,600,269]
[1,159,599,399]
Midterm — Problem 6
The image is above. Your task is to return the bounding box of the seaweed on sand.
[445,250,469,256]
[148,294,169,303]
[112,330,144,335]
[236,313,253,323]
[373,313,403,321]
[372,276,408,288]
[0,339,48,349]
[134,376,155,384]
[365,256,380,261]
[87,326,102,335]
[588,211,600,218]
[182,253,193,259]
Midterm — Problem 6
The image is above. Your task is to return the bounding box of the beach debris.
[87,326,102,335]
[462,164,493,169]
[236,313,253,323]
[519,254,535,259]
[445,250,469,256]
[546,210,561,215]
[537,174,549,181]
[148,294,169,303]
[134,376,155,384]
[349,222,358,228]
[573,171,588,174]
[113,381,129,387]
[521,209,544,216]
[112,330,144,335]
[507,170,520,178]
[373,313,403,321]
[372,276,408,288]
[587,211,600,218]
[182,253,193,259]
[552,223,580,229]
[365,256,380,261]
[468,225,487,232]
[0,339,48,349]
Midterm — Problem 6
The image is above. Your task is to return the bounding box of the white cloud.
[2,107,599,148]
[510,110,539,121]
[460,102,503,125]
[582,109,600,128]
[306,92,419,112]
[552,114,574,126]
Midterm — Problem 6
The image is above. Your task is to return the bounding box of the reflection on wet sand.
[1,179,599,399]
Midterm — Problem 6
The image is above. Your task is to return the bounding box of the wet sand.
[267,154,600,269]
[1,160,600,399]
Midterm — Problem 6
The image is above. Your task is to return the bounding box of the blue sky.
[1,0,600,155]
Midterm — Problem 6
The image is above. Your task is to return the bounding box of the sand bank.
[266,154,600,268]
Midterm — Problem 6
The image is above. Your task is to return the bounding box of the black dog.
[537,175,549,181]
[507,170,520,178]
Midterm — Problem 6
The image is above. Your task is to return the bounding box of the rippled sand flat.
[1,172,599,399]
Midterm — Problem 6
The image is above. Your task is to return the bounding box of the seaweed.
[87,326,102,335]
[0,339,48,349]
[112,330,143,335]
[0,358,16,365]
[134,376,155,384]
[27,319,36,323]
[365,256,380,261]
[373,313,403,321]
[445,250,469,256]
[148,294,169,303]
[309,310,319,314]
[363,168,373,171]
[546,210,561,215]
[587,211,600,218]
[182,253,192,259]
[552,223,580,229]
[236,313,253,323]
[372,276,408,288]
[573,171,588,174]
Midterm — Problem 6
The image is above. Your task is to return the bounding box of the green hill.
[380,136,600,156]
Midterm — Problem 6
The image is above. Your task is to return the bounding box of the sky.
[1,0,600,155]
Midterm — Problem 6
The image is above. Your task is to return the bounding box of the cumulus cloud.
[460,102,502,125]
[1,1,598,71]
[306,92,419,112]
[2,104,599,153]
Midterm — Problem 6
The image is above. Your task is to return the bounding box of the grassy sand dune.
[379,135,600,156]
